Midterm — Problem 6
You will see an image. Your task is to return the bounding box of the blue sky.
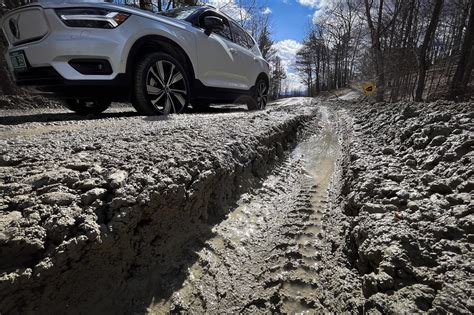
[267,0,315,42]
[264,0,321,91]
[206,0,320,42]
[206,0,324,91]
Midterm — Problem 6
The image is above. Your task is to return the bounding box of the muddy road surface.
[149,106,355,313]
[1,98,357,313]
[1,98,472,314]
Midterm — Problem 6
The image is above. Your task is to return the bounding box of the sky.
[206,0,327,91]
[269,1,326,91]
[268,0,315,42]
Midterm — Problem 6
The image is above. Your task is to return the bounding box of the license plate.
[9,50,28,72]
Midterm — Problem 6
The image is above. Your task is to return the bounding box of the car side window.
[199,13,232,41]
[230,22,254,50]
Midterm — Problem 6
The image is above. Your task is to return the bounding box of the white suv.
[1,2,270,115]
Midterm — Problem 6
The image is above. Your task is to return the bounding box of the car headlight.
[55,8,130,29]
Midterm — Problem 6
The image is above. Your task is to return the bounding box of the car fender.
[119,16,198,79]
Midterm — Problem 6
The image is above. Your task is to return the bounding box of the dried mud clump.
[0,103,317,314]
[342,100,473,314]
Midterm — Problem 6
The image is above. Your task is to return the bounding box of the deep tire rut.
[149,106,342,313]
[1,99,324,314]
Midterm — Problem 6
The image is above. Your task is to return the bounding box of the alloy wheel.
[145,60,188,114]
[256,80,268,109]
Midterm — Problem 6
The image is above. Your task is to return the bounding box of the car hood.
[2,1,191,29]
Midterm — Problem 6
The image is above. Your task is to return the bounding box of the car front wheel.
[247,78,268,111]
[64,99,111,115]
[133,52,190,116]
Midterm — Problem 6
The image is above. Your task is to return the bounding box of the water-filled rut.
[148,106,342,313]
[1,99,321,313]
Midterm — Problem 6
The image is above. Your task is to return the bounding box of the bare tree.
[257,26,274,60]
[364,0,387,102]
[414,0,444,101]
[296,44,314,96]
[449,0,474,100]
[270,56,286,99]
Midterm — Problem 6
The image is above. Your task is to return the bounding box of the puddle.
[291,106,339,245]
[147,106,341,313]
[281,106,340,311]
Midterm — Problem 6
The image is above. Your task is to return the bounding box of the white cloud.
[297,0,332,24]
[273,39,305,91]
[312,1,336,23]
[205,0,250,22]
[262,7,272,15]
[297,0,328,9]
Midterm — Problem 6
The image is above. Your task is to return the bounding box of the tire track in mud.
[0,99,324,314]
[149,106,341,313]
[267,106,340,313]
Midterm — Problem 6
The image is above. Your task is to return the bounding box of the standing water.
[280,106,340,313]
[147,106,341,313]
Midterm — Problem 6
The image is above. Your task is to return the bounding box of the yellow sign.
[363,82,376,95]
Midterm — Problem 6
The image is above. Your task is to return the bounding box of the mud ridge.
[334,100,473,313]
[150,106,363,313]
[0,100,318,313]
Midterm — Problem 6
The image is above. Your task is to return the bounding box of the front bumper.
[3,8,134,83]
[13,66,131,100]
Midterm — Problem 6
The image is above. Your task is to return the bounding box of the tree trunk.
[449,0,474,100]
[364,0,386,102]
[461,48,474,91]
[374,48,385,101]
[414,0,443,102]
[316,47,321,95]
[452,0,470,55]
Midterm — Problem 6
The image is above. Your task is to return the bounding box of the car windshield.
[158,6,198,20]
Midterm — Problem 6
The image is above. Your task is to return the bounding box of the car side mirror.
[203,16,224,36]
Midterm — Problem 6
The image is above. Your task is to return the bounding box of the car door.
[229,21,261,90]
[193,12,246,90]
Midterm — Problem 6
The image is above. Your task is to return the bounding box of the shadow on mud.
[0,110,139,125]
[0,105,247,126]
[188,104,247,114]
[0,99,310,314]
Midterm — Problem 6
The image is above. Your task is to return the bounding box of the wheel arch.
[253,72,270,95]
[256,72,270,87]
[126,35,196,87]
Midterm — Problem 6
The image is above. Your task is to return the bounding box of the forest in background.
[1,0,473,102]
[296,0,474,102]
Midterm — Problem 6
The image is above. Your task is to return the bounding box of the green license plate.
[10,50,28,72]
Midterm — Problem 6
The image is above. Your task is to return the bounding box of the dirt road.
[1,98,472,314]
[149,106,354,313]
[2,98,357,313]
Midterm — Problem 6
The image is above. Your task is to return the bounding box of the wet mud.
[149,106,357,313]
[1,98,471,314]
[0,99,327,314]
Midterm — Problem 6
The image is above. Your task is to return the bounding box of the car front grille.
[14,66,63,86]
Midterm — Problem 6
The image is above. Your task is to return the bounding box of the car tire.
[64,99,111,115]
[133,52,190,116]
[247,77,268,111]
